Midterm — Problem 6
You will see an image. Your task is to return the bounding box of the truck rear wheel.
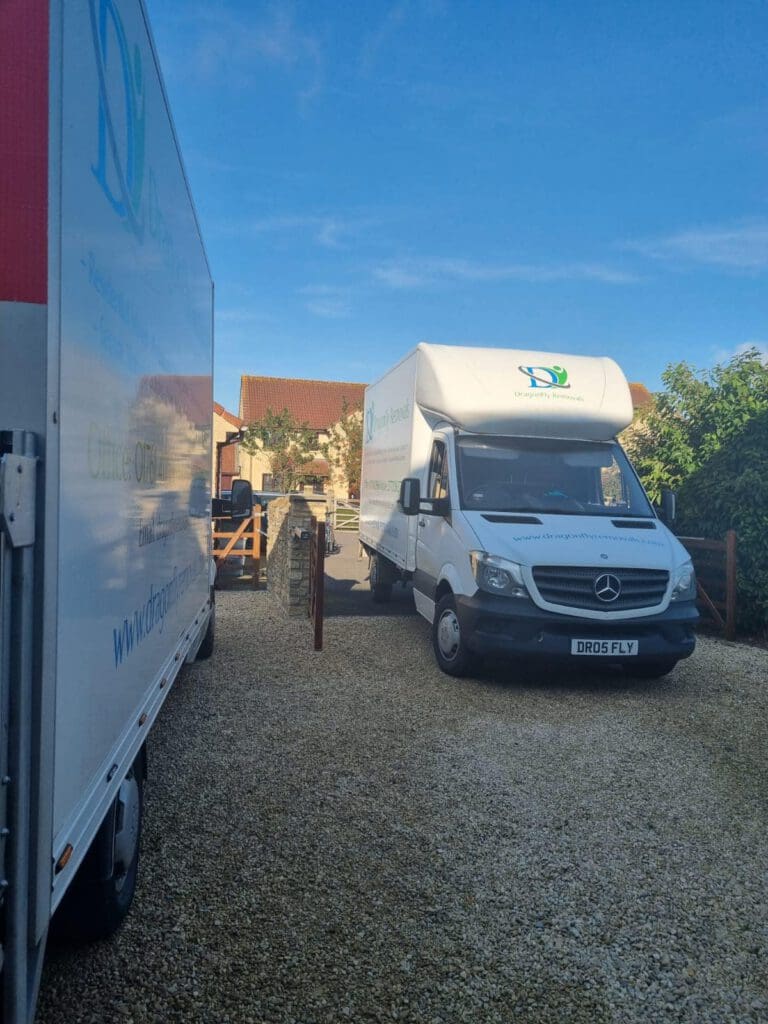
[433,593,474,677]
[370,554,393,603]
[52,752,144,943]
[196,602,215,660]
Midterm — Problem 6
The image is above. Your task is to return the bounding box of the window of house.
[297,475,325,494]
[261,473,273,490]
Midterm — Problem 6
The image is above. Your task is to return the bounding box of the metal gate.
[331,498,360,532]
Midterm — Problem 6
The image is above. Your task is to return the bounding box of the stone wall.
[266,495,327,617]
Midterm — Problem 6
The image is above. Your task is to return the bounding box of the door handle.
[418,518,426,527]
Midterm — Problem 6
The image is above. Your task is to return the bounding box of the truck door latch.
[0,453,37,548]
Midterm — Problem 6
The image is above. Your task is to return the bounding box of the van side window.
[428,441,450,500]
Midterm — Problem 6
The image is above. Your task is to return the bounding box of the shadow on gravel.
[324,578,417,618]
[470,657,683,698]
[323,535,418,618]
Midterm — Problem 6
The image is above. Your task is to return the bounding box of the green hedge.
[624,349,768,635]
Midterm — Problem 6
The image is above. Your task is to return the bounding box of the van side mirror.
[399,477,421,516]
[659,487,676,526]
[230,478,253,519]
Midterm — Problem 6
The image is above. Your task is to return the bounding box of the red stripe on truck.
[0,0,49,304]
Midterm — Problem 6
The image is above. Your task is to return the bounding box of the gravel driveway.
[37,592,768,1024]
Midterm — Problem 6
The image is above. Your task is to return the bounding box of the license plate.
[571,639,638,656]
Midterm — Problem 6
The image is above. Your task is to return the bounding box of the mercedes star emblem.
[594,572,621,602]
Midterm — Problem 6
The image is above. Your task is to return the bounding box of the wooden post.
[308,516,325,651]
[252,505,261,588]
[725,529,737,641]
[314,520,325,651]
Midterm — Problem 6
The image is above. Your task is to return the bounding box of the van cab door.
[415,435,453,597]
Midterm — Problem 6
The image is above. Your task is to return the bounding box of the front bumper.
[456,592,698,663]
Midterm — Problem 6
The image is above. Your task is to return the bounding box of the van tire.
[370,555,393,603]
[626,659,678,679]
[433,593,474,677]
[52,755,144,943]
[196,603,215,660]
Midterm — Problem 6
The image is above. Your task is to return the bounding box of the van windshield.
[457,436,654,518]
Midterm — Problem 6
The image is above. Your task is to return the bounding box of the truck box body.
[359,348,432,570]
[360,344,698,675]
[360,344,634,570]
[1,2,213,1019]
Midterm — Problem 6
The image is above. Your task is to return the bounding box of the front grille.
[532,566,669,611]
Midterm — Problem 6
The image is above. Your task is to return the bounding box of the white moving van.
[360,344,698,677]
[1,2,216,1019]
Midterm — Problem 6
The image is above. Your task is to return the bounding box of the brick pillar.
[266,495,327,617]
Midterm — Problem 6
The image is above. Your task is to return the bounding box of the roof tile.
[629,382,653,409]
[214,401,244,428]
[240,376,365,430]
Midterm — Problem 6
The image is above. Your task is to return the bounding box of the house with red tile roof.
[212,401,245,494]
[215,373,652,497]
[239,376,366,432]
[230,375,366,496]
[629,382,653,411]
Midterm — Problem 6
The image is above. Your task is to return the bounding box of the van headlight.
[671,560,697,602]
[469,551,528,598]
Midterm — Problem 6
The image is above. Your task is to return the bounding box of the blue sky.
[147,0,768,413]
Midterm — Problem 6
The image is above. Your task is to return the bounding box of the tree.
[623,347,768,633]
[241,408,316,492]
[321,398,363,497]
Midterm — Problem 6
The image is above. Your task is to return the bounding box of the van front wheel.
[370,554,393,603]
[433,594,474,677]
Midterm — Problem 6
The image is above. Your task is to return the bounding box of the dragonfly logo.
[519,365,570,389]
[89,0,146,241]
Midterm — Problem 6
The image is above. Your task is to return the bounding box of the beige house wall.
[212,409,354,496]
[212,410,232,474]
[236,444,273,492]
[212,409,238,493]
[238,430,352,496]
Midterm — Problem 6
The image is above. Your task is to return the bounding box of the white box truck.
[360,344,698,677]
[0,1,217,1019]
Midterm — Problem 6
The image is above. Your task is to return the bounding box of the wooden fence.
[212,506,262,588]
[677,529,737,640]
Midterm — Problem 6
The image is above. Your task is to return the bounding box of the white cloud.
[300,285,352,319]
[712,340,768,364]
[212,213,373,249]
[247,215,351,248]
[168,2,323,101]
[359,2,409,75]
[373,257,638,289]
[626,221,768,271]
[373,262,429,288]
[216,308,274,326]
[359,0,447,74]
